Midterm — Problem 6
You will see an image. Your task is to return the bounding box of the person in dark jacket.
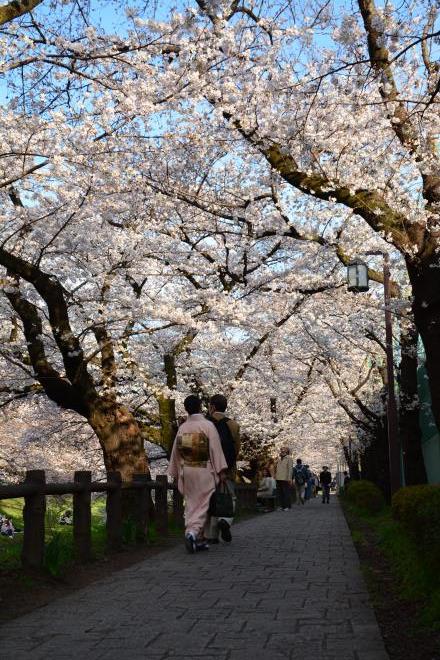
[206,393,240,543]
[343,470,351,492]
[319,466,332,504]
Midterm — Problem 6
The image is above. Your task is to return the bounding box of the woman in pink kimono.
[168,395,228,553]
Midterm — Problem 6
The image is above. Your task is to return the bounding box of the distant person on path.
[206,393,240,543]
[311,472,318,497]
[320,466,332,504]
[343,470,351,492]
[275,447,293,510]
[304,464,313,501]
[293,458,307,505]
[168,395,228,553]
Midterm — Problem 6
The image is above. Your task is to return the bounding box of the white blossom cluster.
[1,0,437,477]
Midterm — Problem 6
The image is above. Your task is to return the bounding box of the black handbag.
[208,480,234,517]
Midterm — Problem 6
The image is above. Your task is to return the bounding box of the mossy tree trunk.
[360,416,391,501]
[89,398,149,481]
[398,314,427,485]
[408,257,440,446]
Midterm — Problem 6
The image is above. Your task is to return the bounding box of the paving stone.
[229,651,289,660]
[0,498,389,659]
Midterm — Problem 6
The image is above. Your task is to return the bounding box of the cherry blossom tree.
[143,0,440,430]
[1,0,434,486]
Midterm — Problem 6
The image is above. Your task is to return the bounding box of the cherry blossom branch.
[0,159,49,190]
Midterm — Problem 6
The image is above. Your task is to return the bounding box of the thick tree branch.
[358,0,417,150]
[358,0,440,217]
[0,247,96,397]
[0,0,43,26]
[263,142,417,252]
[4,280,88,414]
[0,160,49,191]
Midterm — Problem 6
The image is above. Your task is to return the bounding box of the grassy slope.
[0,495,177,576]
[0,496,108,574]
[344,501,440,630]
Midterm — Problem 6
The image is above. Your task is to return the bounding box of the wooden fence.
[0,470,257,569]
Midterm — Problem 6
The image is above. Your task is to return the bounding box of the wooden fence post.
[172,481,184,528]
[22,470,46,569]
[106,471,122,552]
[73,471,92,562]
[133,473,149,542]
[155,475,168,537]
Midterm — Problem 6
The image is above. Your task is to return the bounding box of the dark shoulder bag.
[208,480,234,517]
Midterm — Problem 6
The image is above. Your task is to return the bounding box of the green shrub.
[392,485,440,564]
[44,531,73,576]
[345,479,385,514]
[373,510,440,629]
[0,534,22,569]
[122,516,137,544]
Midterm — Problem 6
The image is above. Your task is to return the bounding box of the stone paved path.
[1,496,389,660]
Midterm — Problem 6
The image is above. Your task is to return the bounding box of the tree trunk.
[398,314,427,485]
[158,352,178,457]
[360,417,390,500]
[89,398,149,480]
[350,452,361,480]
[407,257,440,440]
[343,445,360,479]
[158,395,177,457]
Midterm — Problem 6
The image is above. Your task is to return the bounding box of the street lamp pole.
[347,252,401,495]
[382,253,401,496]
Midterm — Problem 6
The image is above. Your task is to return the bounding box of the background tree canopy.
[0,0,438,484]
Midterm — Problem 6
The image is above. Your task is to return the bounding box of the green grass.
[0,498,24,527]
[350,528,365,545]
[0,496,109,575]
[0,496,182,576]
[0,498,25,572]
[343,500,440,630]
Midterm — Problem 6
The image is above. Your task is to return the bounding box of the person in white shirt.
[257,467,276,510]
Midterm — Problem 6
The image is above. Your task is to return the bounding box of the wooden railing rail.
[0,472,258,570]
[0,479,178,499]
[0,470,184,569]
[234,483,258,512]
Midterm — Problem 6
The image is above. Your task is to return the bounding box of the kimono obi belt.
[177,432,210,467]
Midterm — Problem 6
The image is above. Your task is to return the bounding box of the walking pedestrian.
[320,466,332,504]
[343,470,351,492]
[292,458,307,505]
[304,464,313,501]
[311,472,318,497]
[167,395,228,553]
[206,393,240,543]
[275,447,293,510]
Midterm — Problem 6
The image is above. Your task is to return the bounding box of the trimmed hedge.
[344,479,385,514]
[392,485,440,562]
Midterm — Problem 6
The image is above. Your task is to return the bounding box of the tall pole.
[383,253,401,495]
